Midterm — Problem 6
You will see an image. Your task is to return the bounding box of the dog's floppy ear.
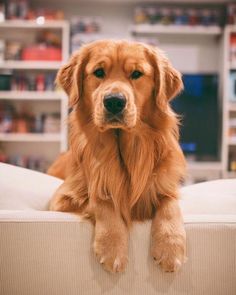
[147,46,183,110]
[56,46,88,107]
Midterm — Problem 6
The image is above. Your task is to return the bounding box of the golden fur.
[49,40,186,273]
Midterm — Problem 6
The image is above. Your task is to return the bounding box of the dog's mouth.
[106,113,124,124]
[95,108,137,132]
[99,112,127,130]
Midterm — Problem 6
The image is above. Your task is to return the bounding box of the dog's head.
[57,40,183,131]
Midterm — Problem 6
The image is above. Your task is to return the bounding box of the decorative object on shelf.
[133,5,222,28]
[227,3,236,25]
[7,0,29,20]
[0,72,11,90]
[71,16,102,52]
[5,41,22,60]
[43,113,60,133]
[71,16,101,34]
[5,0,64,21]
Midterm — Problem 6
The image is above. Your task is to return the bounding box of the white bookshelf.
[222,25,236,178]
[0,20,70,171]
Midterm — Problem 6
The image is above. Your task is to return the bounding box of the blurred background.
[0,0,236,184]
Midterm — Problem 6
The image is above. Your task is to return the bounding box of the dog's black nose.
[103,93,126,115]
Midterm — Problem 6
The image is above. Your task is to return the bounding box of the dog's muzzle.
[103,93,126,115]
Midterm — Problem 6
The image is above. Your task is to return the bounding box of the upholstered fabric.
[0,163,236,295]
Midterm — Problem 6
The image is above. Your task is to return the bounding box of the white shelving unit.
[0,20,70,171]
[131,24,224,182]
[222,25,236,178]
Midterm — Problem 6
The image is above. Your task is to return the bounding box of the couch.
[0,163,236,295]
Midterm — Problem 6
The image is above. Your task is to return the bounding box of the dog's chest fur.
[81,129,161,221]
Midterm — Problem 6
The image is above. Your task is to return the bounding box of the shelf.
[187,161,222,171]
[130,24,222,35]
[0,61,63,70]
[0,133,61,142]
[0,91,65,100]
[0,20,69,30]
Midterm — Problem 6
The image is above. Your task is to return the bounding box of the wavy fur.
[48,40,187,273]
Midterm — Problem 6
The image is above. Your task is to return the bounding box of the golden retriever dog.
[49,40,186,273]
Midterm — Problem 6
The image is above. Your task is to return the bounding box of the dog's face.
[57,40,183,131]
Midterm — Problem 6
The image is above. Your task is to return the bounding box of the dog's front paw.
[93,232,128,273]
[151,231,186,272]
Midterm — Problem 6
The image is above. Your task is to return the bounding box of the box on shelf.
[21,46,62,61]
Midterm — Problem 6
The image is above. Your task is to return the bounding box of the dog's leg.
[93,199,129,273]
[151,197,186,272]
[49,174,88,213]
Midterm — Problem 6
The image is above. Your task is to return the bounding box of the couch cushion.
[180,179,236,215]
[1,163,236,217]
[0,163,62,211]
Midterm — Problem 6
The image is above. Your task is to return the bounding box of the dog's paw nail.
[113,258,121,272]
[100,257,105,264]
[174,258,182,271]
[153,257,162,265]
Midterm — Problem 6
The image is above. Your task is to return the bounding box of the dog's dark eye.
[130,70,143,80]
[93,68,105,79]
